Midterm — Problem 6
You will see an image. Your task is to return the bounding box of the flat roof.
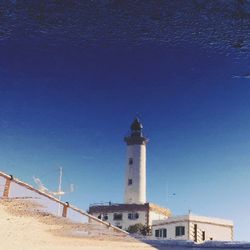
[89,202,171,217]
[152,214,233,227]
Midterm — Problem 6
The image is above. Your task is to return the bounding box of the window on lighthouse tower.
[129,158,133,165]
[128,179,132,185]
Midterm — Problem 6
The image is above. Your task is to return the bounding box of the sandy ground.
[0,199,158,250]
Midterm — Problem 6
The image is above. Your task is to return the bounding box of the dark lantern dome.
[130,118,143,131]
[124,118,148,145]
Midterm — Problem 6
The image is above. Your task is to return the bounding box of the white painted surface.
[92,209,170,231]
[153,221,188,240]
[0,176,5,196]
[189,221,233,242]
[152,214,233,242]
[91,211,147,230]
[124,144,146,204]
[149,211,169,226]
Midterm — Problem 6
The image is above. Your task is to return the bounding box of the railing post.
[62,202,69,218]
[3,176,12,198]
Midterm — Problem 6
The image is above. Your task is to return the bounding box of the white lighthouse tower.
[89,118,171,230]
[124,118,148,204]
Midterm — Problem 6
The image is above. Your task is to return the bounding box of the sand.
[0,199,157,250]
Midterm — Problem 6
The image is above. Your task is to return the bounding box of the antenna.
[33,176,49,193]
[33,167,74,216]
[57,167,63,216]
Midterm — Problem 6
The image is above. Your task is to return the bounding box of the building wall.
[189,221,233,242]
[124,144,146,204]
[91,211,147,230]
[91,209,169,231]
[149,211,169,226]
[152,216,233,242]
[153,221,188,240]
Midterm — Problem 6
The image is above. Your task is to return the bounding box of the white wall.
[124,144,146,204]
[92,209,170,231]
[153,221,188,240]
[152,215,233,242]
[149,211,169,226]
[189,221,233,242]
[91,211,147,230]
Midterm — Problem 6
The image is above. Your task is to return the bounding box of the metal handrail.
[0,171,128,235]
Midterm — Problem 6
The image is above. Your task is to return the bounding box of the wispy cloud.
[232,73,250,79]
[81,155,94,160]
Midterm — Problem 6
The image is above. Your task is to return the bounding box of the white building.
[152,214,233,242]
[89,202,171,230]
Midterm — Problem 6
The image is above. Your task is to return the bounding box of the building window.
[98,214,108,221]
[155,228,167,238]
[113,213,123,221]
[202,231,205,241]
[155,229,159,237]
[163,229,167,238]
[175,226,185,237]
[129,158,133,165]
[128,212,139,220]
[194,224,197,242]
[128,179,132,185]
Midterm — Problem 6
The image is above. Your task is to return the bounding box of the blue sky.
[0,41,250,240]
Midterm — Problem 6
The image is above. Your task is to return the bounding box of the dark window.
[129,158,133,165]
[103,214,108,221]
[113,213,123,220]
[194,224,197,242]
[202,231,205,241]
[128,212,139,220]
[175,226,185,237]
[210,237,213,241]
[155,228,167,238]
[128,179,132,185]
[159,229,162,237]
[98,214,108,221]
[155,229,159,237]
[163,229,167,238]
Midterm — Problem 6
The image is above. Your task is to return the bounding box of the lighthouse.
[89,117,171,230]
[88,118,232,238]
[124,118,148,204]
